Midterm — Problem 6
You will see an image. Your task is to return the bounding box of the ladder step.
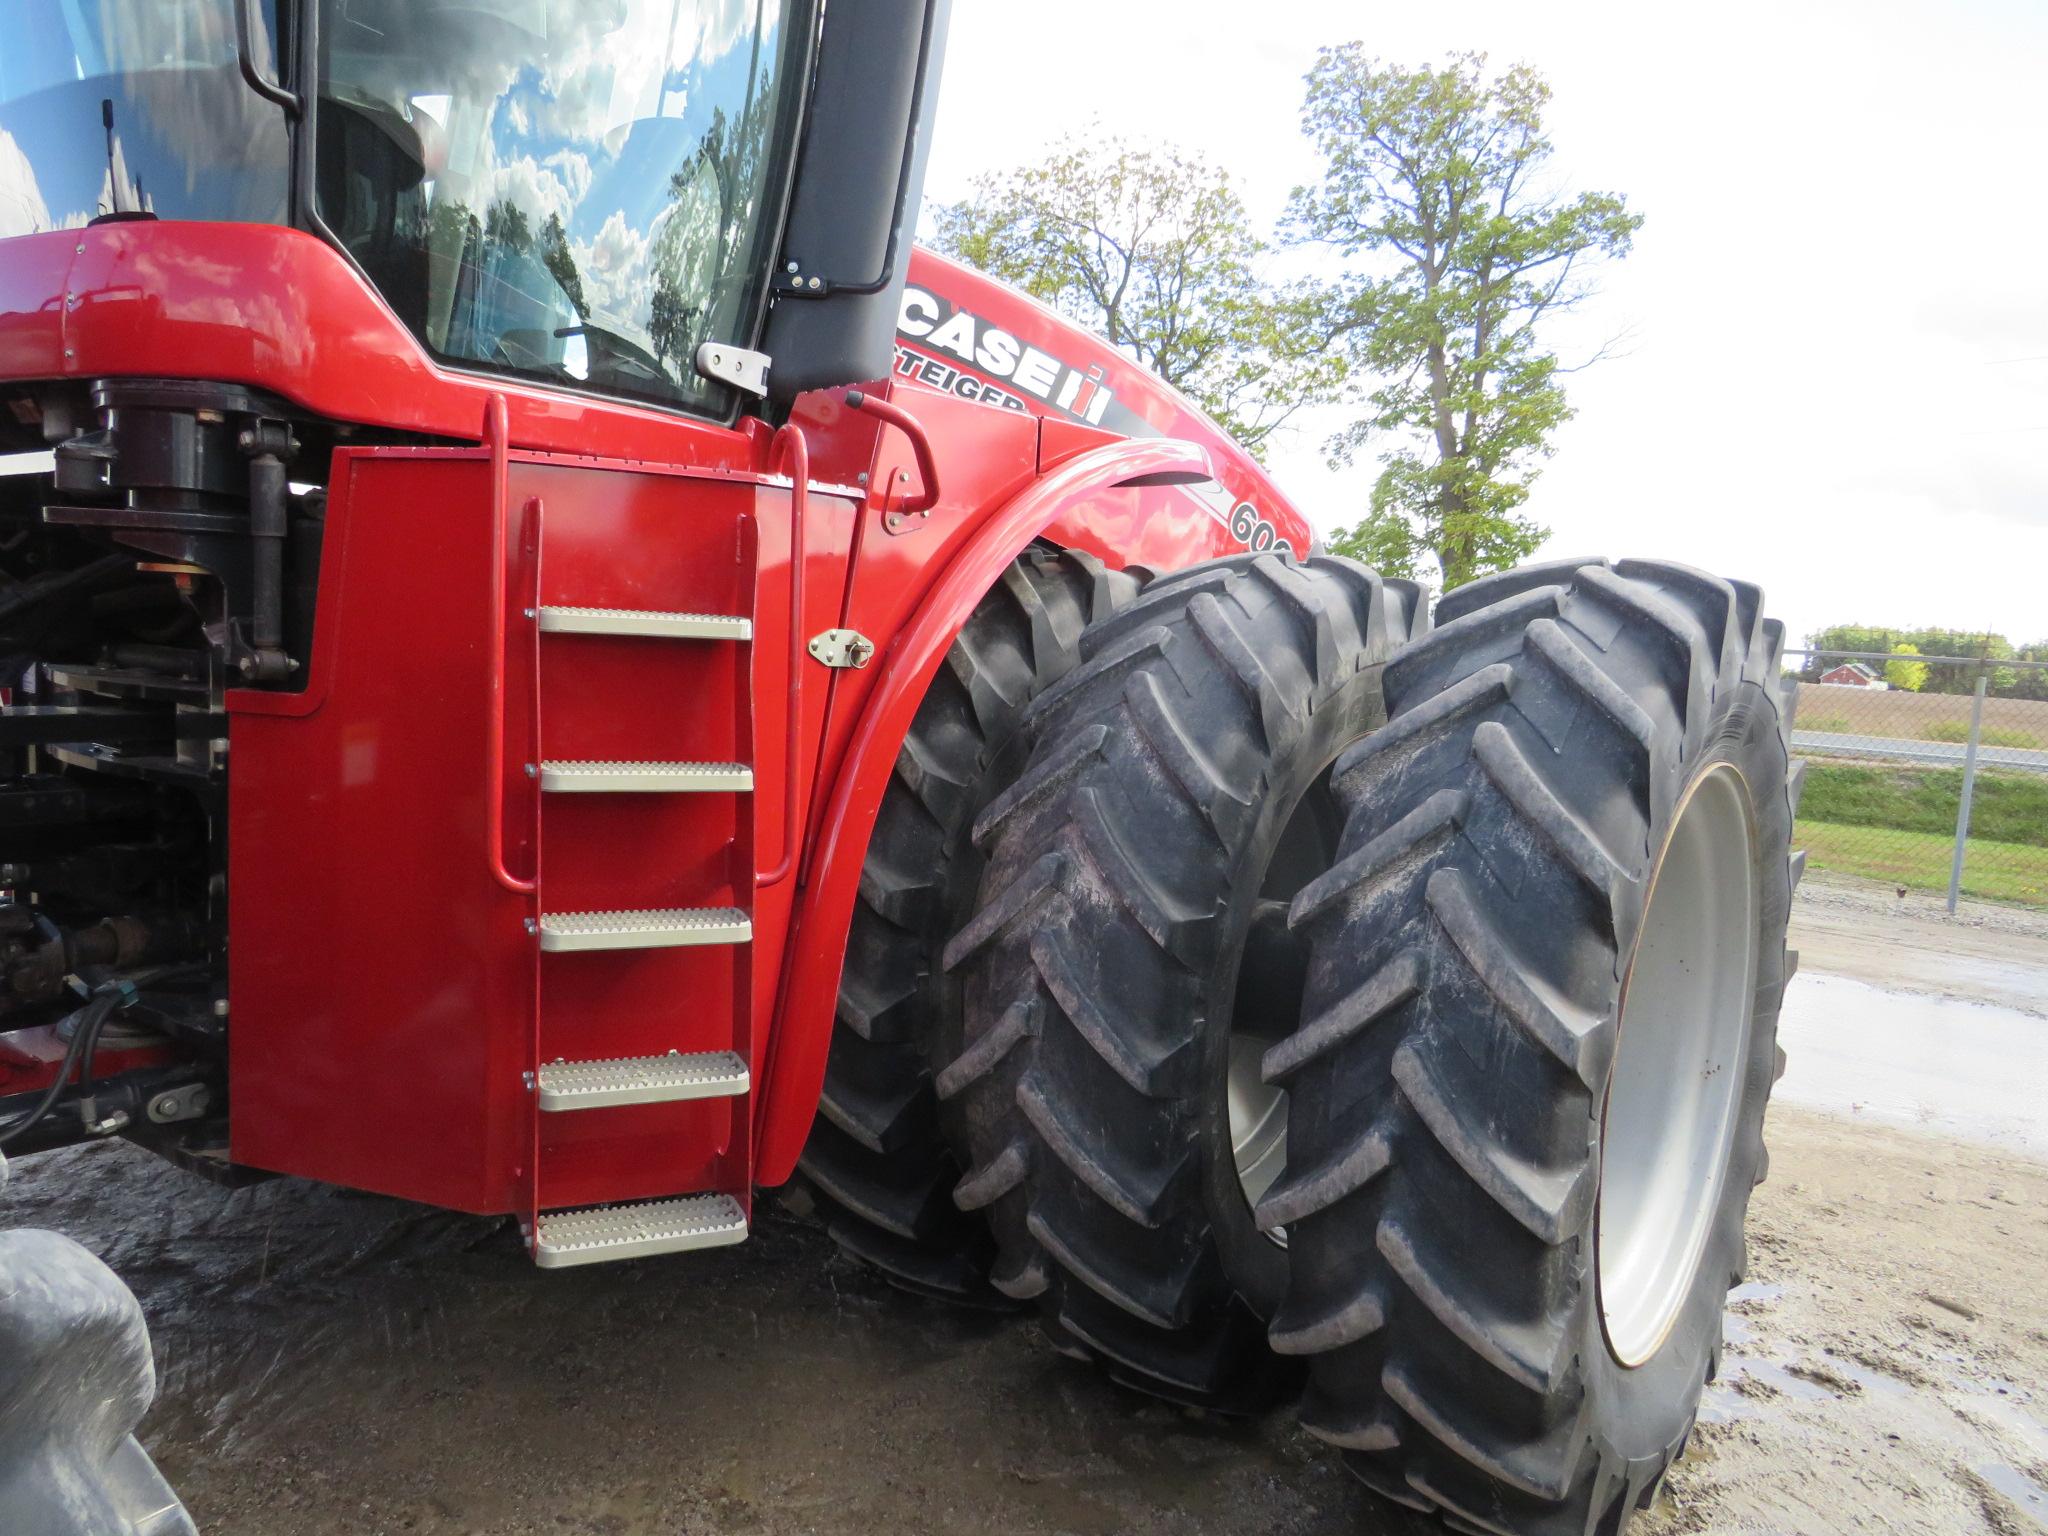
[538,606,752,640]
[537,1049,749,1111]
[533,1193,747,1268]
[539,760,753,794]
[538,906,751,953]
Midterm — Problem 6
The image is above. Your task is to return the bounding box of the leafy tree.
[1803,625,2021,695]
[1292,49,1642,589]
[932,138,1342,454]
[648,272,689,367]
[539,212,586,316]
[483,199,532,253]
[1884,643,1929,692]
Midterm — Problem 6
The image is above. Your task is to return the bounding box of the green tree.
[1885,643,1929,692]
[538,212,586,316]
[483,199,532,253]
[1804,625,2020,695]
[1293,49,1642,589]
[932,137,1342,455]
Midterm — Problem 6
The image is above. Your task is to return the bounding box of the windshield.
[0,2,288,234]
[316,0,806,415]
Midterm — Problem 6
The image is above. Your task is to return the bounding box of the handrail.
[757,423,809,888]
[845,391,939,513]
[484,395,537,896]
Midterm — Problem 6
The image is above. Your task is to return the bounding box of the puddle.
[1978,1463,2048,1530]
[1775,973,2048,1156]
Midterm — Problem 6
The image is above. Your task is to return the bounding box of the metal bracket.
[695,342,770,396]
[807,629,876,669]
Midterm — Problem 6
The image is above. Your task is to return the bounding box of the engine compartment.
[0,377,343,1166]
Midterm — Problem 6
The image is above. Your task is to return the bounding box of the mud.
[0,888,2042,1535]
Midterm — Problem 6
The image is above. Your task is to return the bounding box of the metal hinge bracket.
[807,629,875,669]
[695,342,770,396]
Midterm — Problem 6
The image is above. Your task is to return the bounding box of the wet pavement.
[1777,974,2048,1156]
[1,886,2044,1535]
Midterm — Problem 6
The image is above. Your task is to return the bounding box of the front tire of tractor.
[797,544,1139,1304]
[938,553,1426,1408]
[1270,559,1800,1533]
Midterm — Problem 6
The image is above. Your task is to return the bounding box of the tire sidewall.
[1582,683,1790,1461]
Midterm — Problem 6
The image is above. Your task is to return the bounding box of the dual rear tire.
[812,550,1798,1534]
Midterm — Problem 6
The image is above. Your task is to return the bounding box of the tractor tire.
[1267,558,1800,1533]
[797,544,1139,1304]
[938,553,1427,1407]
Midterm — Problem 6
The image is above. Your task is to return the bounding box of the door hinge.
[807,629,875,669]
[695,342,769,396]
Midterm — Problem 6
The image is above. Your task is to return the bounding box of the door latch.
[808,629,875,669]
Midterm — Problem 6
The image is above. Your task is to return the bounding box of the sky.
[922,0,2048,653]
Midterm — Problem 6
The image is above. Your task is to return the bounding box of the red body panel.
[0,221,1319,1211]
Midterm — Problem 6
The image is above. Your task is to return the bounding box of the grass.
[1801,713,1851,732]
[1798,763,2048,848]
[1796,819,2048,907]
[1921,719,2041,749]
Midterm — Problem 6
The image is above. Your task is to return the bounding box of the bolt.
[523,917,538,935]
[786,260,800,274]
[214,997,230,1017]
[807,276,822,290]
[151,1094,181,1120]
[524,763,537,778]
[238,654,256,675]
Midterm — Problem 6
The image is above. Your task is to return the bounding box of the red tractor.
[0,5,1799,1533]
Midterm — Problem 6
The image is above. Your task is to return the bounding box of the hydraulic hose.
[0,986,129,1148]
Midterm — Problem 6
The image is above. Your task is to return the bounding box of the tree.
[1884,643,1929,692]
[932,138,1342,455]
[483,199,531,253]
[539,212,586,316]
[1293,49,1642,589]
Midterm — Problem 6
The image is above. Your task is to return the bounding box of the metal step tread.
[538,906,751,952]
[538,606,752,640]
[539,760,753,794]
[537,1049,749,1111]
[533,1193,747,1268]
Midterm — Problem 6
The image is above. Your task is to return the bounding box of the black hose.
[0,554,129,626]
[0,988,125,1148]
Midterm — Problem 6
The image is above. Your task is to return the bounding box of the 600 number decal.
[1228,500,1295,558]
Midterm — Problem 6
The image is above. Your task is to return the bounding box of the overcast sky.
[922,0,2048,652]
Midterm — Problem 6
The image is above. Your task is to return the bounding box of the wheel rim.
[1597,763,1760,1367]
[1227,771,1342,1246]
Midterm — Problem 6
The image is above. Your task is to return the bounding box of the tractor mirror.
[763,0,952,404]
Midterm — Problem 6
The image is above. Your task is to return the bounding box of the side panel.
[230,447,856,1214]
[230,451,531,1211]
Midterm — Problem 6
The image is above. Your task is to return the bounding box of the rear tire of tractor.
[938,553,1427,1408]
[797,544,1139,1305]
[1269,559,1801,1532]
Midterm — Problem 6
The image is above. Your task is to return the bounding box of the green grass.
[1921,719,2041,749]
[1801,713,1851,732]
[1796,820,2048,907]
[1798,763,2048,848]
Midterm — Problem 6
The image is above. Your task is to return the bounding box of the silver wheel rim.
[1227,1036,1288,1224]
[1598,763,1760,1368]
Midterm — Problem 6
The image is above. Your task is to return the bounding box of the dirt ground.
[4,891,2045,1536]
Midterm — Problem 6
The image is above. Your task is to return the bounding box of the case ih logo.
[895,286,1117,426]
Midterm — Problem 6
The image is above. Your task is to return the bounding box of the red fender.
[752,436,1216,1182]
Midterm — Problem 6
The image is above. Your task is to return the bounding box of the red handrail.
[845,390,939,513]
[757,423,809,888]
[484,394,537,896]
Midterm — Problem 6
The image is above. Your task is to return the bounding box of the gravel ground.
[1,884,2042,1535]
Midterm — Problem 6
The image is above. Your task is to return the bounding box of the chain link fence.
[1787,650,2048,910]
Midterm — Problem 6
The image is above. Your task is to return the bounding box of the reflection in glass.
[0,2,289,235]
[317,0,804,415]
